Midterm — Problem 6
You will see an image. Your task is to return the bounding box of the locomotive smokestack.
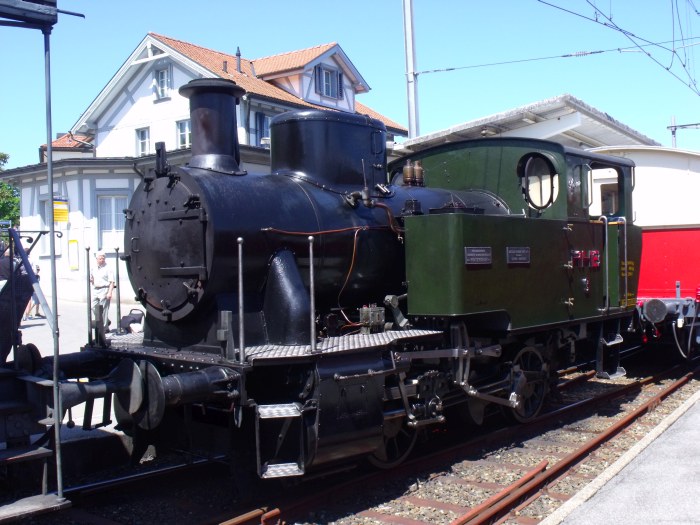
[179,78,246,175]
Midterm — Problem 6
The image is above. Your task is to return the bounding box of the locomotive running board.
[255,403,305,478]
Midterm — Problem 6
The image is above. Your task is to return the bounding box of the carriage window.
[599,184,618,215]
[518,153,559,210]
[589,167,619,217]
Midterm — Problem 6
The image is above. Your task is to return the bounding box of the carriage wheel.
[368,417,418,469]
[510,346,548,423]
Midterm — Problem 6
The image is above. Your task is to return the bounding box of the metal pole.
[237,237,245,362]
[308,236,316,353]
[403,0,419,138]
[114,247,122,334]
[85,247,92,345]
[8,236,17,368]
[671,116,677,148]
[43,25,64,502]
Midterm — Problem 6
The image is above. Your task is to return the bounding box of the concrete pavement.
[542,389,700,525]
[18,297,122,359]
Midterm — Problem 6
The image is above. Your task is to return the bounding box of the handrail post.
[114,247,122,333]
[598,216,609,313]
[308,236,316,353]
[237,237,245,363]
[86,247,93,345]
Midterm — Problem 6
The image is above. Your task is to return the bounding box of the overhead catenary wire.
[414,37,700,77]
[536,0,700,95]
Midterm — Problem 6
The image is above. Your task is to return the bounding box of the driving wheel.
[510,346,548,422]
[368,416,418,469]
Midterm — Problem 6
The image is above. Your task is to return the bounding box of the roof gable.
[149,33,315,108]
[252,42,369,94]
[253,43,336,77]
[72,33,401,136]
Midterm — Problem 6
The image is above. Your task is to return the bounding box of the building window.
[136,128,150,156]
[256,112,271,147]
[177,120,191,149]
[155,67,170,99]
[314,65,344,100]
[98,195,127,251]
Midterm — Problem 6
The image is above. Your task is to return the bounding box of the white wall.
[96,64,193,158]
[593,146,700,228]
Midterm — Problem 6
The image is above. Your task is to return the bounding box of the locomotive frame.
[2,78,642,480]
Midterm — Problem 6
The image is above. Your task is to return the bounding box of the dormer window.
[314,65,344,100]
[154,66,171,100]
[255,112,271,148]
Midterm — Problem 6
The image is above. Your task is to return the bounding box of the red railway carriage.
[594,146,700,357]
[638,228,700,300]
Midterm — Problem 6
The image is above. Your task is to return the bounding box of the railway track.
[240,355,700,525]
[13,349,700,525]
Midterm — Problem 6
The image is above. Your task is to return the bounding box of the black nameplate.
[465,247,492,265]
[506,246,530,264]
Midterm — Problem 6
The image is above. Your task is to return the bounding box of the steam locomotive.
[9,78,643,478]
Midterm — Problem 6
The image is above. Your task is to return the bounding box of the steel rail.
[453,370,696,525]
[229,362,688,525]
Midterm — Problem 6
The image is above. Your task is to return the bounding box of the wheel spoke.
[511,346,547,422]
[368,419,418,469]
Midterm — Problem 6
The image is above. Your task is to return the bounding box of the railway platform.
[543,387,700,525]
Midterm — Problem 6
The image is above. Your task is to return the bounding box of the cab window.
[517,153,559,210]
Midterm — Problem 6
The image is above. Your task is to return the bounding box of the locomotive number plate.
[506,246,531,264]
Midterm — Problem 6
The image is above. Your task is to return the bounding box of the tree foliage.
[0,153,20,225]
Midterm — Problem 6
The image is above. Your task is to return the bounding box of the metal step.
[16,376,53,389]
[261,462,304,478]
[597,366,627,380]
[0,494,71,522]
[257,403,301,419]
[601,334,624,346]
[0,446,52,466]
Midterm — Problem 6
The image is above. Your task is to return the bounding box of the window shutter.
[314,66,322,94]
[256,112,265,145]
[338,72,344,100]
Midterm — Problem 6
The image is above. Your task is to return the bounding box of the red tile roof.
[43,133,93,149]
[149,33,406,134]
[252,43,336,77]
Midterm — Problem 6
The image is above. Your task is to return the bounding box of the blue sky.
[1,0,699,169]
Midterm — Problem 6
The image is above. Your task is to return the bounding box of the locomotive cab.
[390,138,641,370]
